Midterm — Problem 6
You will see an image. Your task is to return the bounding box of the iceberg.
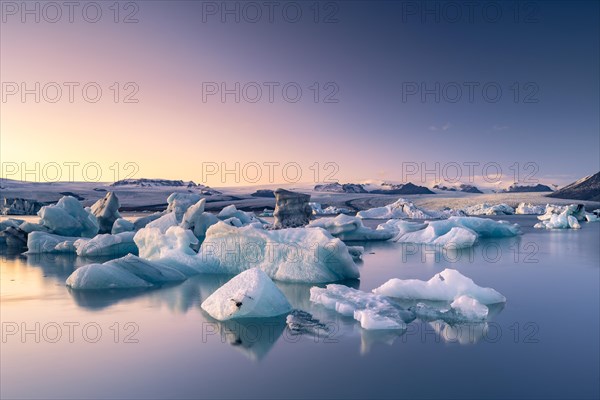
[74,232,137,257]
[310,284,410,330]
[66,254,187,290]
[308,214,394,241]
[196,222,360,283]
[26,231,79,253]
[357,198,444,219]
[535,204,590,229]
[201,268,292,320]
[135,221,360,283]
[515,203,546,215]
[463,203,514,216]
[146,212,179,233]
[38,196,99,237]
[273,189,312,228]
[111,218,135,234]
[90,192,121,233]
[393,216,520,248]
[373,268,506,304]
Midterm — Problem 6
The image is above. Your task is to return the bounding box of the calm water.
[1,216,599,399]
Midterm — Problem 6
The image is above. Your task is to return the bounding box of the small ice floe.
[66,254,187,290]
[308,214,394,241]
[201,268,292,321]
[534,204,596,229]
[25,231,79,253]
[373,268,506,304]
[310,284,411,330]
[310,269,505,330]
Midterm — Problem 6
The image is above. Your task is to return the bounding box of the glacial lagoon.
[1,215,598,399]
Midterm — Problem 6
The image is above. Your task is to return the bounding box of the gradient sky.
[1,0,598,187]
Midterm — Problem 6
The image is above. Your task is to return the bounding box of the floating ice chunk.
[376,220,428,236]
[308,214,394,241]
[111,218,135,234]
[463,203,514,216]
[310,284,409,330]
[180,199,218,241]
[38,196,99,237]
[25,231,79,253]
[515,203,545,215]
[66,254,187,290]
[0,218,24,231]
[259,209,274,217]
[535,204,590,229]
[353,310,406,330]
[66,263,152,290]
[585,213,599,222]
[90,192,121,233]
[196,222,360,283]
[201,268,292,320]
[393,217,519,248]
[74,232,137,257]
[450,295,489,320]
[222,217,243,227]
[166,193,202,220]
[373,269,506,304]
[357,198,442,219]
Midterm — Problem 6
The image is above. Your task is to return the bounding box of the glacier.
[201,268,292,320]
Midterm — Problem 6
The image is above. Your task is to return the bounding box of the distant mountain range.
[314,182,434,195]
[433,184,483,194]
[505,183,553,193]
[111,179,221,195]
[547,172,600,202]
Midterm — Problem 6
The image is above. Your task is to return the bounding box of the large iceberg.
[66,254,187,290]
[135,221,360,283]
[38,196,99,237]
[373,268,506,304]
[201,268,292,320]
[90,192,121,233]
[357,198,445,219]
[308,214,394,241]
[74,232,137,257]
[463,203,514,216]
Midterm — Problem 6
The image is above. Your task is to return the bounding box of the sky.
[1,0,598,188]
